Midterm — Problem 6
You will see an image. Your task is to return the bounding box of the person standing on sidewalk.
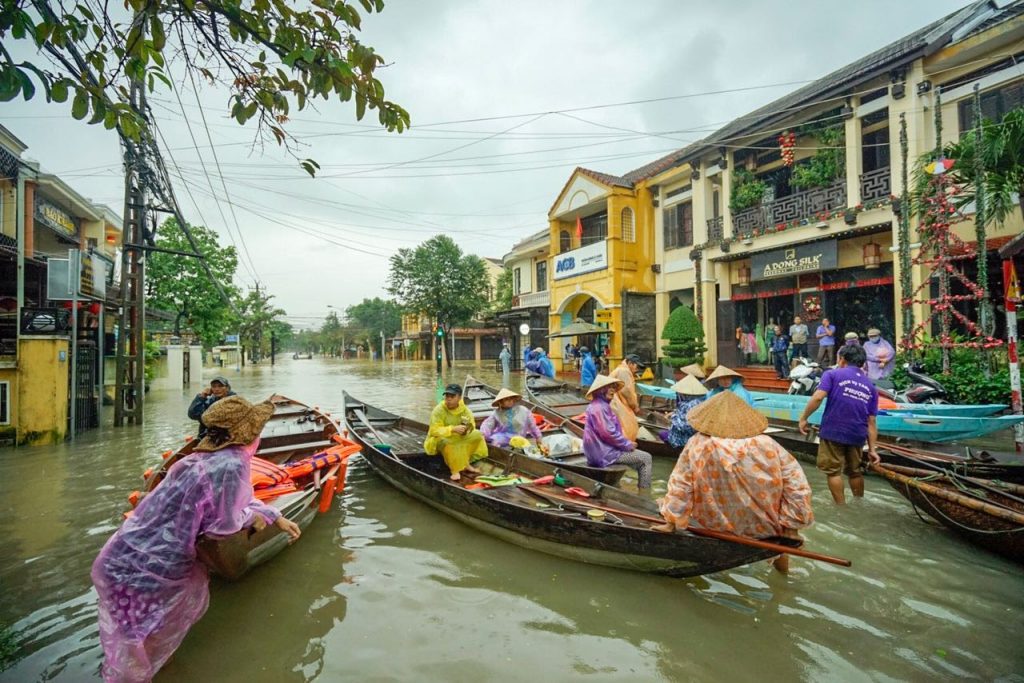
[815,317,836,366]
[798,344,880,504]
[789,316,809,360]
[770,325,790,379]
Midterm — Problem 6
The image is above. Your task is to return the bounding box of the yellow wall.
[0,366,16,443]
[17,337,69,446]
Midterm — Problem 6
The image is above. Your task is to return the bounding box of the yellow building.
[0,125,122,445]
[546,167,659,370]
[541,2,1024,379]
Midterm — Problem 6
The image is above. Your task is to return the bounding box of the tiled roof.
[576,167,631,188]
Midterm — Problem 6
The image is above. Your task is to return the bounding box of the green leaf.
[87,96,106,124]
[51,79,68,102]
[355,91,365,120]
[150,15,166,51]
[17,69,35,100]
[71,90,89,120]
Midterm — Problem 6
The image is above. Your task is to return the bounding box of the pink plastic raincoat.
[91,441,279,682]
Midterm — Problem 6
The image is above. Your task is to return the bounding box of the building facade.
[0,125,122,445]
[494,228,550,366]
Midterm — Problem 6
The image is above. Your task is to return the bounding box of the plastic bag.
[543,433,574,456]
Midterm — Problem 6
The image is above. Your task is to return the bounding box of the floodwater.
[1,358,1022,682]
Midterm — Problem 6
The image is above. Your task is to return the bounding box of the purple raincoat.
[864,337,896,380]
[480,405,543,447]
[583,392,634,467]
[91,441,280,683]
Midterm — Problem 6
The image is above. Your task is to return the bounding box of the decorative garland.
[778,130,796,166]
[802,295,822,319]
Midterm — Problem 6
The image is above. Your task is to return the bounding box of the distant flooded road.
[1,357,1022,681]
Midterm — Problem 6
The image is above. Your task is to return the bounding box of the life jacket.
[253,481,298,501]
[251,458,291,488]
[284,450,344,479]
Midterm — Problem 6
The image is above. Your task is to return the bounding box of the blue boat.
[636,383,1007,418]
[636,383,1022,443]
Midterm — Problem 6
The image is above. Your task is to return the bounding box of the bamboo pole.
[880,463,1024,500]
[871,465,1024,526]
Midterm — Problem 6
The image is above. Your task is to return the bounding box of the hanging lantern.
[863,241,881,269]
[737,264,752,286]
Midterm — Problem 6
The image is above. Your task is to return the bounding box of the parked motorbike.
[787,357,823,395]
[875,361,949,404]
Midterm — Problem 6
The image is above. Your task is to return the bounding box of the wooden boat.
[129,395,361,580]
[462,375,627,485]
[873,463,1024,565]
[525,376,679,458]
[637,382,1008,418]
[341,392,800,577]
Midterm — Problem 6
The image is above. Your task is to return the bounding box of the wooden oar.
[881,462,1024,502]
[524,486,852,567]
[352,407,388,447]
[871,464,1024,526]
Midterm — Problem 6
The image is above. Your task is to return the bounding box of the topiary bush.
[661,305,706,369]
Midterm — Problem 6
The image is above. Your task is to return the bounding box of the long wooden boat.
[462,375,627,485]
[873,463,1024,565]
[525,376,679,458]
[129,395,361,580]
[341,392,785,577]
[637,382,1008,418]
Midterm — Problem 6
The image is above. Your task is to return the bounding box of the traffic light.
[436,327,443,337]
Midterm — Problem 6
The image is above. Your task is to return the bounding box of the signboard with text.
[553,241,608,280]
[751,240,838,281]
[35,200,78,238]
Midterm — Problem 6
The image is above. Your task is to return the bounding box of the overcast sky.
[3,0,970,328]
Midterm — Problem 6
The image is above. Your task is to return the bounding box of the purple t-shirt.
[818,366,878,446]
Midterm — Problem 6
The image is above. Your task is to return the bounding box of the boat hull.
[344,394,775,577]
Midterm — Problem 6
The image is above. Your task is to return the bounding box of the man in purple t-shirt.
[798,345,880,504]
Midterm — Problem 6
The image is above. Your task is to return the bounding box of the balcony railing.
[859,167,891,202]
[513,290,550,309]
[732,179,846,237]
[706,216,724,243]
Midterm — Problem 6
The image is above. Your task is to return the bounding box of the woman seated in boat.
[424,383,490,482]
[480,388,545,450]
[524,349,545,375]
[662,374,708,450]
[583,374,654,492]
[653,391,814,573]
[91,396,301,683]
[705,365,754,406]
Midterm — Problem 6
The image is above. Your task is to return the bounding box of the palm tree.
[944,105,1024,228]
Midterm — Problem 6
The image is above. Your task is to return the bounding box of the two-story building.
[0,124,122,445]
[494,228,550,365]
[535,0,1023,378]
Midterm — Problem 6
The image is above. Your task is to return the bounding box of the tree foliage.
[386,235,489,367]
[942,106,1024,228]
[660,305,706,369]
[493,267,514,311]
[146,217,239,347]
[0,0,409,173]
[346,296,401,347]
[233,288,285,362]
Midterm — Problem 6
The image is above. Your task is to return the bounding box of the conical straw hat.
[687,391,767,439]
[670,374,708,396]
[681,363,706,379]
[490,387,522,407]
[585,374,624,399]
[705,365,743,383]
[194,396,275,452]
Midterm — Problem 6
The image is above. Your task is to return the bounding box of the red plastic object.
[564,486,591,498]
[531,475,555,486]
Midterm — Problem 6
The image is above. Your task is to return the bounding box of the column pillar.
[844,96,862,207]
[720,152,734,238]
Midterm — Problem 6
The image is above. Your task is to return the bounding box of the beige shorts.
[816,438,864,477]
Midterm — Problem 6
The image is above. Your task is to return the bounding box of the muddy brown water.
[1,358,1022,681]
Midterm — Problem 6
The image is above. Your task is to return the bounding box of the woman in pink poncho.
[91,396,301,682]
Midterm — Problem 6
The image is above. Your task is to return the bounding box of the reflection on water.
[1,358,1023,681]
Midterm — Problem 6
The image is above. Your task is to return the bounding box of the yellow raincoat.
[610,361,640,441]
[423,399,489,475]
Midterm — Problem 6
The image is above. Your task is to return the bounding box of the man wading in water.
[798,344,880,504]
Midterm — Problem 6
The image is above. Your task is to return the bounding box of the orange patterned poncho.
[658,433,814,538]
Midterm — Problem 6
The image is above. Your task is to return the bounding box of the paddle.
[525,486,852,567]
[352,407,388,447]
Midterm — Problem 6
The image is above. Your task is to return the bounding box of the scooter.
[787,357,823,395]
[875,361,949,404]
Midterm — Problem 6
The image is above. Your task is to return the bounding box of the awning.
[547,318,612,338]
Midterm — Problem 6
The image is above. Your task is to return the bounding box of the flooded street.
[1,357,1022,681]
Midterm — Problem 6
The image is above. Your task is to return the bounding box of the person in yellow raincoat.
[423,383,489,481]
[609,353,645,441]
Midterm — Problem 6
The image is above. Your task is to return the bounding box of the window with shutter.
[621,207,635,243]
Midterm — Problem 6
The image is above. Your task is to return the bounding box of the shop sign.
[35,200,78,238]
[79,250,110,299]
[553,241,607,280]
[751,240,837,281]
[46,249,109,300]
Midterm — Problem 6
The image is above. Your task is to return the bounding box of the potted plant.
[660,305,707,380]
[729,168,768,213]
